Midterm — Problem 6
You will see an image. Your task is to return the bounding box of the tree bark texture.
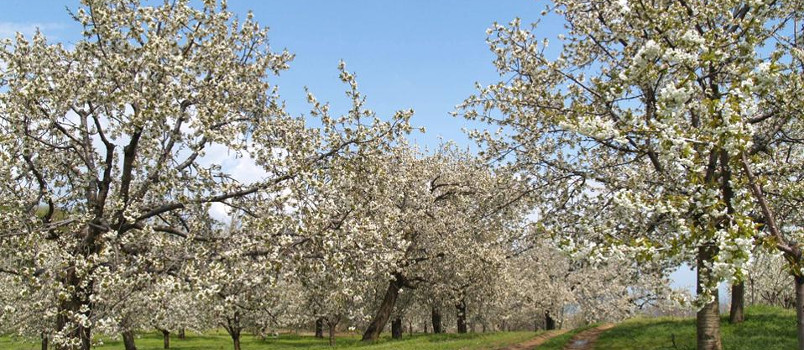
[41,332,49,350]
[391,317,403,339]
[160,329,170,349]
[696,244,722,350]
[122,330,137,350]
[328,321,336,346]
[361,275,404,341]
[545,311,556,330]
[431,307,443,334]
[55,223,104,350]
[55,268,93,350]
[729,281,745,324]
[796,275,804,350]
[456,300,467,334]
[232,335,241,350]
[315,318,324,338]
[225,311,242,350]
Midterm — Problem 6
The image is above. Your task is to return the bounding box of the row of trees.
[456,0,804,349]
[0,1,672,350]
[1,1,802,350]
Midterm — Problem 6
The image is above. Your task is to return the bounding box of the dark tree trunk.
[122,330,137,350]
[361,275,404,341]
[796,275,804,350]
[315,318,324,338]
[721,149,743,327]
[545,311,556,330]
[391,317,403,339]
[456,300,467,334]
[55,270,92,350]
[328,320,336,346]
[232,334,241,350]
[178,328,186,340]
[696,244,722,350]
[424,321,428,334]
[41,332,49,350]
[730,281,745,324]
[408,320,413,336]
[225,312,242,350]
[431,307,443,334]
[55,225,104,350]
[160,329,170,349]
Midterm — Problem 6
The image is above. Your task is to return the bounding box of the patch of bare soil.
[495,329,570,350]
[562,323,615,350]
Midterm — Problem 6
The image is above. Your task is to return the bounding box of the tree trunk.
[431,307,443,334]
[729,281,745,324]
[456,300,467,334]
[722,149,743,327]
[55,225,104,350]
[696,245,722,350]
[361,275,404,341]
[225,312,242,350]
[122,330,137,350]
[795,275,804,350]
[178,328,185,340]
[55,271,92,350]
[328,321,336,346]
[424,321,428,334]
[160,329,170,349]
[545,311,556,330]
[41,332,49,350]
[391,317,403,339]
[315,318,324,338]
[408,320,413,336]
[232,334,241,350]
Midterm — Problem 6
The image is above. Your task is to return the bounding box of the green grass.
[535,325,597,350]
[6,306,791,349]
[1,330,540,350]
[596,305,796,350]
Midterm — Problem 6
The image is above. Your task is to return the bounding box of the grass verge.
[1,330,538,350]
[595,305,796,350]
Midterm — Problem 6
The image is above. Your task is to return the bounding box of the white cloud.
[228,154,268,185]
[208,202,231,224]
[201,143,270,186]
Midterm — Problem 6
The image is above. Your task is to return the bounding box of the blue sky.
[0,0,713,297]
[232,0,554,148]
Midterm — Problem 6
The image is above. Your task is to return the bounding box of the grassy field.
[3,306,796,349]
[596,305,796,349]
[0,330,539,350]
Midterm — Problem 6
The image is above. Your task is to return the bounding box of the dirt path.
[496,329,569,350]
[562,323,615,350]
